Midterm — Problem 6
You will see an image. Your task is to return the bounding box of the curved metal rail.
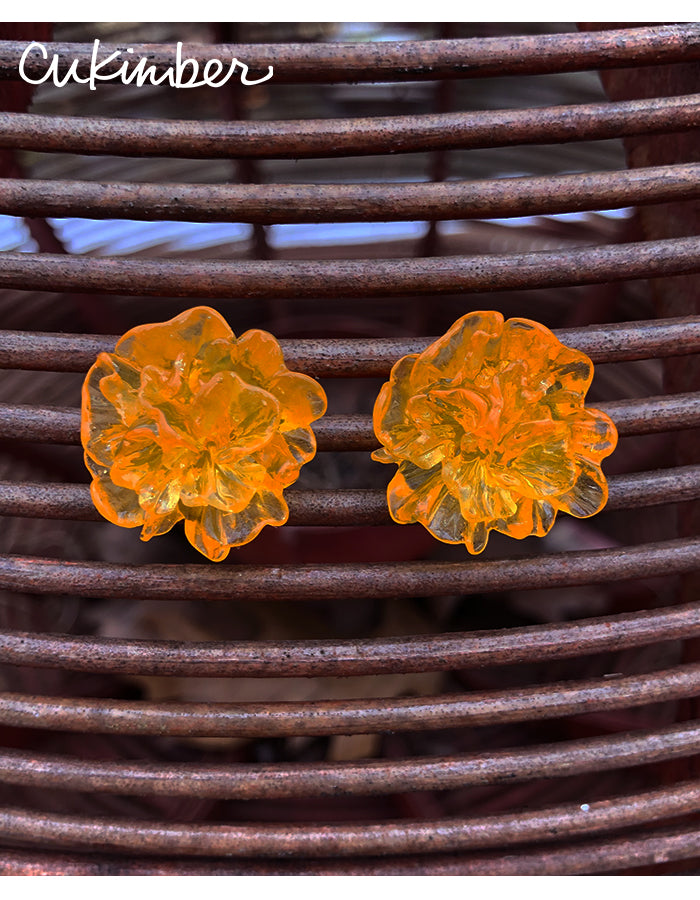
[0,538,698,601]
[2,25,698,83]
[2,317,700,374]
[0,238,698,299]
[0,663,699,737]
[1,95,699,159]
[0,721,698,799]
[0,164,698,223]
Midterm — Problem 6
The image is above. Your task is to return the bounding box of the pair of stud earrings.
[81,306,618,562]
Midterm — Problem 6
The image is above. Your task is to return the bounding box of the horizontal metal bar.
[0,720,698,799]
[1,600,699,678]
[2,394,698,447]
[2,823,700,874]
[1,778,700,857]
[1,164,699,223]
[1,26,698,84]
[0,238,698,299]
[3,317,700,375]
[0,537,698,602]
[601,393,700,436]
[2,466,699,525]
[1,94,698,159]
[1,662,699,737]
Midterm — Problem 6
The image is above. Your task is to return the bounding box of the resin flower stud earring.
[372,311,617,554]
[81,306,327,561]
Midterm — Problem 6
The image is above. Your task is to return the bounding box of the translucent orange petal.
[373,312,617,554]
[81,306,326,561]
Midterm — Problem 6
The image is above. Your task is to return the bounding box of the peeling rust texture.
[1,26,699,83]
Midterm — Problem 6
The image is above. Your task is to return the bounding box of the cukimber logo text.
[18,40,274,90]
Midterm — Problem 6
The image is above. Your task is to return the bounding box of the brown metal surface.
[2,779,700,857]
[2,824,700,875]
[0,721,699,799]
[3,317,700,374]
[1,94,699,159]
[2,26,699,83]
[2,466,700,524]
[0,23,698,875]
[2,394,699,447]
[1,663,700,737]
[1,239,698,299]
[2,599,700,678]
[1,597,700,678]
[1,164,699,223]
[0,537,699,601]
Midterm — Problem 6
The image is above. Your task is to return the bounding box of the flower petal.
[442,456,519,522]
[109,427,165,492]
[183,489,289,561]
[82,307,327,558]
[565,408,618,463]
[213,456,266,513]
[85,456,143,528]
[556,458,609,518]
[184,508,231,562]
[386,461,445,525]
[279,426,317,467]
[426,489,470,545]
[373,354,420,448]
[255,432,305,486]
[411,311,504,387]
[220,489,289,546]
[140,506,184,541]
[496,418,577,499]
[233,328,286,383]
[495,496,557,541]
[195,372,280,453]
[115,306,233,372]
[267,371,327,430]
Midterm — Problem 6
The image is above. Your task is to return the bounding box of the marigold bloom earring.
[81,306,327,562]
[372,311,617,554]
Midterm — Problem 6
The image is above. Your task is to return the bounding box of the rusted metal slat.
[2,824,700,875]
[0,537,698,601]
[0,721,699,799]
[1,663,699,737]
[1,466,699,524]
[1,600,699,678]
[1,395,698,446]
[2,317,700,374]
[0,95,698,159]
[0,238,698,299]
[0,164,698,223]
[1,26,699,84]
[1,779,700,856]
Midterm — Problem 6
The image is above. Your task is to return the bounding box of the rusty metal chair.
[0,22,698,874]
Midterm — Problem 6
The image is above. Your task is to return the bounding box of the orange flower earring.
[81,306,327,561]
[372,311,617,554]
